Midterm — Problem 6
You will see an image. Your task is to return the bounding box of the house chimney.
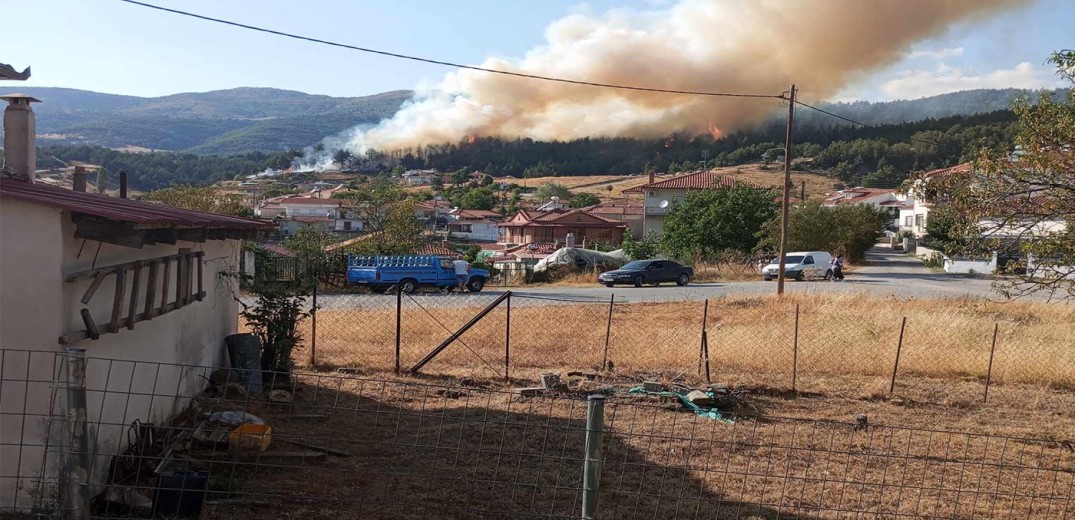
[72,166,88,192]
[1,93,40,183]
[648,171,655,184]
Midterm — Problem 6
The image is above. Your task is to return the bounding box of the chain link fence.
[3,349,1072,519]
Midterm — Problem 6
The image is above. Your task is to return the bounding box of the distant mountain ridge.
[0,86,413,155]
[0,86,1064,155]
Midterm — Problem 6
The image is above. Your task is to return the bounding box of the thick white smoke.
[301,0,1027,168]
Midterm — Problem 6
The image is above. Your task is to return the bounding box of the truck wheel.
[466,277,485,293]
[633,275,644,288]
[677,274,690,286]
[400,279,418,294]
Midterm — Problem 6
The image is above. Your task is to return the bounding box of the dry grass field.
[566,164,840,201]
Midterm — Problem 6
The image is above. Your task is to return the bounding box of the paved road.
[314,247,1046,310]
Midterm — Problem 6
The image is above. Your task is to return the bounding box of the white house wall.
[1,200,240,512]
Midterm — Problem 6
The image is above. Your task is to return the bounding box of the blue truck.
[346,255,490,294]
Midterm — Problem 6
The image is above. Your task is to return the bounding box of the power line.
[794,100,944,147]
[118,0,782,100]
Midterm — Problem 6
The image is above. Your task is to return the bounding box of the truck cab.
[347,255,490,293]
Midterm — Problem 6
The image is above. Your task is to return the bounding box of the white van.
[761,251,834,281]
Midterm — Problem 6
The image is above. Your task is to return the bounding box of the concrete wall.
[1,199,240,512]
[945,254,997,274]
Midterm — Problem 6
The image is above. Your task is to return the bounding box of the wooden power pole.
[776,85,796,296]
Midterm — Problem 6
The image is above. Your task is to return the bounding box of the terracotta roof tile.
[623,171,765,193]
[0,179,272,230]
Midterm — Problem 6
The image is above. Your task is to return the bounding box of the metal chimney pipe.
[1,94,40,183]
[72,166,87,192]
[119,170,128,198]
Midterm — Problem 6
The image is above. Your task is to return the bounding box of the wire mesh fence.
[3,349,1072,519]
[286,288,1075,400]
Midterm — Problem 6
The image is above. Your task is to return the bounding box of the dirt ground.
[193,370,1074,520]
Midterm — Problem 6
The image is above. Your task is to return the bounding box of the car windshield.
[621,261,650,269]
[773,255,805,264]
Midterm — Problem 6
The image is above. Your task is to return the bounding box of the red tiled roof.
[275,196,342,206]
[0,179,273,230]
[261,244,295,257]
[488,243,561,263]
[454,209,502,220]
[415,244,461,258]
[288,216,334,223]
[582,200,644,217]
[499,208,626,228]
[822,188,896,206]
[623,171,765,193]
[921,163,973,178]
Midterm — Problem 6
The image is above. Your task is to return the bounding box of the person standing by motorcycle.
[830,254,845,281]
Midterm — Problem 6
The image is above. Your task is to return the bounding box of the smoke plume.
[303,0,1027,167]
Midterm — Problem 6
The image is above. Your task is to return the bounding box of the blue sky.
[4,0,1071,101]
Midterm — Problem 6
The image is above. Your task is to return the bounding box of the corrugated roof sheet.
[623,171,764,193]
[0,179,273,230]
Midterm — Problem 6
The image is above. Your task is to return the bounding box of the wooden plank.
[79,309,100,341]
[80,271,109,304]
[160,258,171,312]
[177,228,207,243]
[59,291,207,344]
[74,229,144,249]
[149,229,178,245]
[127,261,141,330]
[66,253,185,282]
[196,252,204,301]
[109,267,126,334]
[144,260,158,319]
[281,439,351,457]
[178,248,192,306]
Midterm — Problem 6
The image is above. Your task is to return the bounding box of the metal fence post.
[983,323,999,402]
[581,394,605,520]
[505,292,512,382]
[309,284,318,366]
[792,303,800,393]
[601,295,614,370]
[63,348,91,520]
[699,299,711,383]
[889,317,907,396]
[395,285,403,374]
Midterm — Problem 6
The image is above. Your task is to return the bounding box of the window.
[651,261,664,269]
[905,216,913,227]
[915,215,924,228]
[803,256,814,265]
[343,221,352,231]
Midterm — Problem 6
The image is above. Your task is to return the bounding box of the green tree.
[481,174,495,186]
[912,50,1075,297]
[430,175,445,192]
[571,192,601,208]
[757,201,890,262]
[535,182,572,202]
[621,231,661,260]
[456,187,496,210]
[140,185,253,217]
[661,185,778,260]
[451,167,472,185]
[391,164,406,177]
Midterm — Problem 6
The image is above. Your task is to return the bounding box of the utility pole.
[776,85,796,296]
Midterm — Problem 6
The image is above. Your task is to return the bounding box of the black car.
[598,259,693,288]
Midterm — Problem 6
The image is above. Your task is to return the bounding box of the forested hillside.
[1,87,411,155]
[1,86,1060,155]
[32,110,1018,191]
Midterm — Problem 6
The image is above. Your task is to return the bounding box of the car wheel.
[677,273,690,286]
[794,271,805,282]
[466,277,485,293]
[604,283,615,288]
[824,269,833,281]
[633,275,644,288]
[400,279,418,294]
[763,277,773,281]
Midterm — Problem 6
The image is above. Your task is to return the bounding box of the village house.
[497,208,627,247]
[580,200,644,238]
[821,187,902,229]
[445,208,501,242]
[0,91,274,512]
[623,171,764,236]
[256,195,363,235]
[403,169,439,186]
